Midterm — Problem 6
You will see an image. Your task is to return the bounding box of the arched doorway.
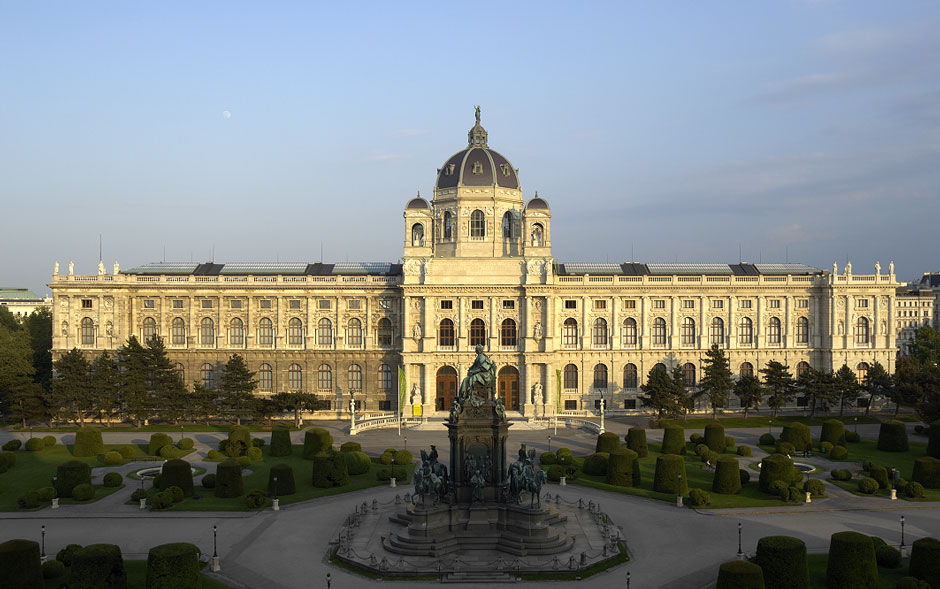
[436,366,457,411]
[497,366,520,411]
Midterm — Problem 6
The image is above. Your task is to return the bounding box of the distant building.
[0,288,51,318]
[896,272,939,355]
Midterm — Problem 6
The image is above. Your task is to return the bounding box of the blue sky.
[2,1,939,295]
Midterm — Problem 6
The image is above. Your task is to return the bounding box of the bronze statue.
[457,344,495,406]
[415,445,449,504]
[506,444,545,508]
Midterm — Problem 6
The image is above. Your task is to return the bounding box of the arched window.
[623,363,638,389]
[593,363,608,389]
[143,317,157,342]
[317,318,332,346]
[378,363,392,391]
[439,319,455,347]
[653,363,667,374]
[622,318,637,346]
[855,317,870,344]
[652,318,667,346]
[469,318,486,346]
[562,318,578,348]
[768,317,781,345]
[709,317,724,346]
[348,364,362,391]
[563,364,579,391]
[288,318,304,346]
[531,223,543,247]
[740,362,754,378]
[174,363,185,384]
[796,361,810,379]
[229,318,244,346]
[500,318,517,347]
[377,318,392,346]
[347,318,362,347]
[288,363,303,391]
[470,210,485,238]
[502,211,514,238]
[411,223,424,247]
[796,317,809,344]
[259,364,273,391]
[200,317,214,346]
[443,211,453,240]
[259,318,273,346]
[856,362,870,384]
[592,318,608,346]
[682,363,696,387]
[201,363,214,389]
[738,317,753,346]
[317,364,332,391]
[81,317,94,345]
[680,317,696,346]
[171,317,186,345]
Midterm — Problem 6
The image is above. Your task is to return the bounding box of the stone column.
[522,362,534,417]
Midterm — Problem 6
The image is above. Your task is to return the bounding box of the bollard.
[676,495,683,508]
[560,476,566,486]
[139,498,146,510]
[805,492,812,504]
[273,499,279,511]
[51,498,59,509]
[212,556,220,572]
[890,489,897,501]
[390,477,397,488]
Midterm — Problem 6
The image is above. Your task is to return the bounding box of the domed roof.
[526,194,549,210]
[406,194,430,210]
[435,108,520,191]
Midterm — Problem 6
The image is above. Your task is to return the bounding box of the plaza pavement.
[1,418,937,588]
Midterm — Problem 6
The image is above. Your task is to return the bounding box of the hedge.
[653,454,688,494]
[626,427,648,457]
[858,477,879,494]
[343,451,372,475]
[269,427,292,457]
[42,559,65,579]
[148,433,172,457]
[912,457,940,489]
[25,438,44,451]
[844,431,861,443]
[103,472,123,488]
[177,438,194,450]
[214,461,244,498]
[904,481,925,498]
[3,439,22,451]
[0,539,43,589]
[878,420,910,452]
[875,543,901,569]
[607,449,637,487]
[228,425,251,447]
[146,543,200,589]
[704,422,726,453]
[340,441,361,453]
[595,432,620,454]
[829,446,848,460]
[712,457,741,495]
[73,427,104,457]
[268,463,296,496]
[313,450,349,488]
[740,469,751,485]
[661,426,685,455]
[56,543,83,566]
[869,466,889,489]
[909,537,940,588]
[928,421,940,459]
[826,531,878,589]
[896,577,931,589]
[831,469,852,481]
[540,451,557,465]
[55,460,92,498]
[756,535,809,589]
[758,454,793,494]
[821,420,845,446]
[70,543,125,589]
[103,451,122,465]
[303,428,333,459]
[716,560,765,589]
[759,433,775,446]
[546,465,562,482]
[159,459,194,497]
[737,445,752,457]
[583,452,610,476]
[394,450,413,465]
[804,479,826,497]
[689,488,710,506]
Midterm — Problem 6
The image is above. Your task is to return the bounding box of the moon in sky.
[222,110,231,119]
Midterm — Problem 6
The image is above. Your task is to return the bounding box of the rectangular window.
[260,299,272,309]
[378,400,391,411]
[654,299,666,309]
[348,299,362,310]
[320,400,331,411]
[682,300,695,309]
[289,299,301,309]
[471,300,484,310]
[564,400,578,411]
[797,299,809,309]
[857,298,869,308]
[740,299,752,309]
[201,299,213,309]
[502,300,515,310]
[440,300,453,310]
[624,399,637,410]
[796,396,808,408]
[593,299,607,310]
[564,300,577,310]
[711,299,723,309]
[379,298,391,309]
[768,299,781,309]
[143,299,155,309]
[173,299,184,309]
[318,299,331,310]
[624,299,636,309]
[82,299,93,309]
[230,300,242,309]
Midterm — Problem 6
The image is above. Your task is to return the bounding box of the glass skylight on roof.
[647,263,732,275]
[124,263,199,275]
[754,264,820,275]
[219,263,308,275]
[332,262,392,275]
[562,263,624,275]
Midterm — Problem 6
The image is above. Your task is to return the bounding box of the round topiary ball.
[393,450,412,465]
[759,433,775,446]
[829,446,848,460]
[904,481,925,498]
[236,455,250,467]
[118,445,136,459]
[716,560,765,589]
[826,531,877,589]
[340,441,361,453]
[177,438,194,451]
[247,447,263,462]
[343,451,372,475]
[71,483,95,502]
[42,435,56,448]
[148,433,172,457]
[804,479,826,497]
[689,488,710,506]
[41,559,65,579]
[539,451,557,465]
[737,445,752,457]
[103,451,122,465]
[103,472,122,488]
[201,474,216,489]
[858,477,879,495]
[25,438,44,452]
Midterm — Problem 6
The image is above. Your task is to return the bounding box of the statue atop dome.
[474,105,481,125]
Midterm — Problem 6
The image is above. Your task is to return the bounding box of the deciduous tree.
[759,361,794,418]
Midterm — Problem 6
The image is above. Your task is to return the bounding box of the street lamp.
[180,425,184,443]
[626,571,630,588]
[548,435,552,453]
[737,523,743,558]
[213,525,218,559]
[677,474,683,507]
[273,476,278,502]
[326,573,332,588]
[854,416,858,433]
[404,435,407,452]
[900,515,906,553]
[41,525,45,560]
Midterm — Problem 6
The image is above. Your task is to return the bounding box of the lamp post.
[891,468,898,500]
[327,573,332,588]
[350,393,356,434]
[273,476,279,510]
[676,474,683,507]
[626,571,630,588]
[900,515,906,556]
[52,476,59,509]
[404,434,407,453]
[212,524,220,571]
[599,391,606,434]
[854,416,858,433]
[180,425,184,443]
[41,525,46,562]
[548,435,552,453]
[737,522,743,559]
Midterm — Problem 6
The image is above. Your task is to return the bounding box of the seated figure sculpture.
[458,345,496,406]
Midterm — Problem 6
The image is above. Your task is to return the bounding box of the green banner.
[398,366,407,416]
[556,368,562,413]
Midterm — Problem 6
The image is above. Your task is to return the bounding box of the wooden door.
[436,368,457,411]
[497,367,519,410]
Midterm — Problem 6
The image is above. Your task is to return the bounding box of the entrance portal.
[497,366,520,410]
[436,366,457,411]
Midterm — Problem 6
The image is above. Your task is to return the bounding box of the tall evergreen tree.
[640,365,682,420]
[89,351,120,424]
[862,361,892,416]
[0,326,43,427]
[189,382,219,425]
[833,364,860,417]
[219,354,258,425]
[52,348,92,425]
[759,360,794,417]
[733,374,762,418]
[671,365,694,420]
[118,336,150,427]
[698,345,733,418]
[23,308,53,393]
[911,325,940,366]
[915,362,940,424]
[892,356,922,415]
[146,337,187,424]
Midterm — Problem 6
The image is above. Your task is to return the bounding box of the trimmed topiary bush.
[146,542,200,589]
[118,445,136,459]
[831,468,852,481]
[269,427,292,457]
[912,456,940,489]
[878,420,909,452]
[626,427,648,457]
[740,469,751,485]
[768,480,787,498]
[556,447,573,463]
[343,451,372,475]
[703,450,720,465]
[3,439,22,451]
[70,543,125,589]
[909,537,940,588]
[804,479,826,497]
[164,485,183,502]
[695,443,709,457]
[245,488,266,509]
[206,450,223,460]
[653,454,688,494]
[776,441,796,455]
[778,422,811,452]
[583,452,610,476]
[159,445,181,460]
[17,490,40,509]
[540,451,557,465]
[42,559,65,579]
[37,487,56,501]
[57,544,83,566]
[829,446,848,460]
[858,477,879,494]
[661,426,685,455]
[313,450,349,488]
[607,449,637,487]
[103,451,122,465]
[820,441,833,453]
[148,433,172,457]
[56,460,91,498]
[716,559,765,589]
[713,457,741,495]
[25,438,44,451]
[72,427,104,457]
[844,431,861,443]
[821,419,845,446]
[546,465,562,482]
[150,491,172,510]
[201,474,216,488]
[215,461,244,498]
[236,455,250,467]
[394,450,412,465]
[251,438,265,447]
[704,422,726,453]
[247,447,263,462]
[875,544,901,569]
[103,472,122,488]
[870,466,889,489]
[379,451,394,465]
[595,432,620,454]
[827,531,878,589]
[159,459,194,497]
[0,450,15,469]
[0,539,43,589]
[896,576,931,589]
[689,488,710,506]
[177,438,194,450]
[758,454,794,494]
[903,481,925,498]
[131,489,145,502]
[71,483,95,502]
[340,441,361,453]
[737,445,752,457]
[303,428,333,459]
[928,421,940,458]
[268,463,296,496]
[42,435,56,448]
[756,535,809,589]
[228,425,251,447]
[725,436,736,449]
[759,433,775,446]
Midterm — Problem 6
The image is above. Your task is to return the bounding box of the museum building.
[49,112,901,418]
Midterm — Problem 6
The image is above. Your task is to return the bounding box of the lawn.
[16,423,302,433]
[568,443,801,509]
[140,445,414,511]
[43,559,229,588]
[657,415,888,429]
[806,553,910,588]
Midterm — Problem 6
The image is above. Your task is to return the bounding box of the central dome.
[435,108,520,191]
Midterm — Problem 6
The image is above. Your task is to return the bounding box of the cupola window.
[470,210,485,238]
[411,223,424,247]
[472,161,483,175]
[444,163,455,176]
[443,212,453,239]
[502,212,514,239]
[500,163,510,176]
[531,223,543,247]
